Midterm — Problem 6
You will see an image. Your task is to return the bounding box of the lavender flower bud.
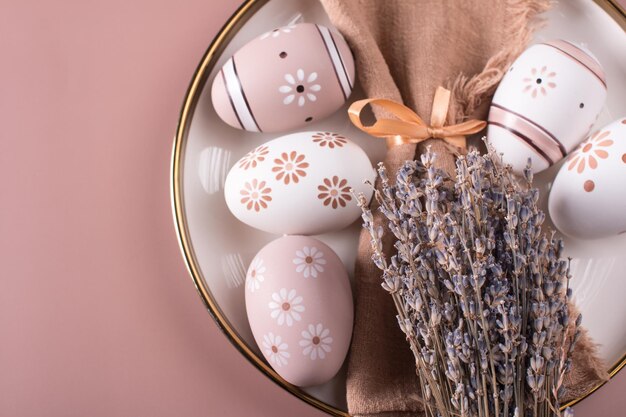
[530,355,545,373]
[446,363,460,382]
[474,238,485,256]
[430,304,442,326]
[536,374,545,389]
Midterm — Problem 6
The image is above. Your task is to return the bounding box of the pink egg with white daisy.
[244,235,353,387]
[211,23,355,133]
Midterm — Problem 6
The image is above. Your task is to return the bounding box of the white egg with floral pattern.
[549,118,626,239]
[224,131,375,235]
[245,235,353,387]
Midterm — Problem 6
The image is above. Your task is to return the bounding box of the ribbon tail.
[348,98,431,144]
[430,87,452,128]
[452,120,487,135]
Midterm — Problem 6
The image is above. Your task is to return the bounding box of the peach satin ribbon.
[348,87,487,150]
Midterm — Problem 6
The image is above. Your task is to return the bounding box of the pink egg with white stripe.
[487,40,607,173]
[211,23,355,133]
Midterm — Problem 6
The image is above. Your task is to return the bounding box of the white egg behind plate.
[224,131,375,235]
[549,118,626,239]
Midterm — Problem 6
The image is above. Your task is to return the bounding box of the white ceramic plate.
[172,0,626,414]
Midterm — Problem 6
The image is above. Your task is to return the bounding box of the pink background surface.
[0,1,624,416]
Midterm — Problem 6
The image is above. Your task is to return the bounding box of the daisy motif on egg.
[239,145,269,170]
[312,132,348,149]
[317,176,352,209]
[259,25,295,40]
[522,66,556,98]
[279,69,321,107]
[567,129,613,173]
[262,333,290,367]
[240,179,272,212]
[293,246,326,278]
[272,151,309,185]
[246,257,266,293]
[268,288,305,327]
[299,324,333,360]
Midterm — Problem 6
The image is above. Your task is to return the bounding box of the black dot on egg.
[536,78,542,84]
[279,51,287,59]
[579,103,585,109]
[296,85,305,93]
[305,117,313,122]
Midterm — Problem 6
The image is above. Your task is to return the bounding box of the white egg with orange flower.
[224,131,375,235]
[549,118,626,239]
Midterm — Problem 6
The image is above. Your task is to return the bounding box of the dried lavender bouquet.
[356,145,581,417]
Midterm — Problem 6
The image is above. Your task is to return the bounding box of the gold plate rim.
[171,1,626,415]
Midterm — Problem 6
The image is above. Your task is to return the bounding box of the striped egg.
[211,23,355,133]
[487,40,607,173]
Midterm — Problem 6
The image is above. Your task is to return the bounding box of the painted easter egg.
[487,40,607,173]
[245,235,353,387]
[211,23,355,133]
[549,118,626,239]
[223,131,375,235]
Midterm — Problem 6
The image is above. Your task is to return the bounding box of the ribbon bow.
[348,86,487,150]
